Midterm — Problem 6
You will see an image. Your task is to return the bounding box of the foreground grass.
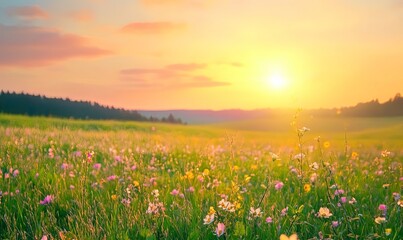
[0,114,401,239]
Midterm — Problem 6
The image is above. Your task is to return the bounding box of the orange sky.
[0,0,402,110]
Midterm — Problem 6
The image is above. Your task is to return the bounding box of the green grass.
[0,113,401,239]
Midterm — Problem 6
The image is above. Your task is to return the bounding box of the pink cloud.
[0,24,111,67]
[140,0,218,8]
[120,64,229,88]
[166,63,207,71]
[140,0,183,5]
[120,68,181,79]
[189,75,230,87]
[121,22,186,34]
[68,10,94,22]
[7,5,49,19]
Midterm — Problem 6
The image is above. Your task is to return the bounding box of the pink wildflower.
[275,181,284,190]
[61,163,68,170]
[48,148,54,158]
[378,204,387,215]
[215,222,225,237]
[114,155,122,162]
[107,175,117,181]
[93,163,102,170]
[73,151,82,157]
[340,197,347,204]
[170,189,180,196]
[334,189,344,196]
[86,151,94,162]
[281,207,288,216]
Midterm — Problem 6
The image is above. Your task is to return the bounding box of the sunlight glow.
[268,72,288,90]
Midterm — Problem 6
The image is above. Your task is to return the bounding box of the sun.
[268,72,288,90]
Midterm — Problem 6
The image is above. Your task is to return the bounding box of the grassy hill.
[1,113,402,149]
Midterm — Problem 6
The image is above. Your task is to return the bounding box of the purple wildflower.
[40,195,54,205]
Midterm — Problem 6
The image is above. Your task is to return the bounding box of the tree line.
[0,91,184,124]
[309,93,403,117]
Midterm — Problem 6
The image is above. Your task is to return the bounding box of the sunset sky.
[0,0,402,110]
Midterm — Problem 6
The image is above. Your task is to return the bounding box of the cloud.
[140,0,219,8]
[217,61,244,68]
[121,22,186,34]
[120,63,229,88]
[140,0,183,5]
[68,10,94,22]
[6,5,49,19]
[189,75,230,87]
[166,63,207,71]
[227,62,244,67]
[120,68,180,79]
[0,24,111,67]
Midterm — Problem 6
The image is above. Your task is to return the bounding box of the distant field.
[0,114,401,239]
[211,115,403,149]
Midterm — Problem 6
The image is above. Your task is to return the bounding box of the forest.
[0,91,183,124]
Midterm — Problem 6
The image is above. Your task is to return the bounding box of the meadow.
[0,114,402,239]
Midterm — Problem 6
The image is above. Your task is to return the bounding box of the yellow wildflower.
[185,171,194,180]
[351,152,359,160]
[280,234,298,240]
[208,206,216,215]
[111,195,117,201]
[304,184,311,193]
[374,216,387,224]
[234,201,241,210]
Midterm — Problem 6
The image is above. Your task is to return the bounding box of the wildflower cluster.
[218,198,241,212]
[203,207,216,225]
[249,207,263,219]
[146,189,165,216]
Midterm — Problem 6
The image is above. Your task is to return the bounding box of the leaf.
[297,205,304,214]
[139,228,153,238]
[233,221,246,237]
[187,230,199,240]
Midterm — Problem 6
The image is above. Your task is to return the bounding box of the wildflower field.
[0,114,402,239]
